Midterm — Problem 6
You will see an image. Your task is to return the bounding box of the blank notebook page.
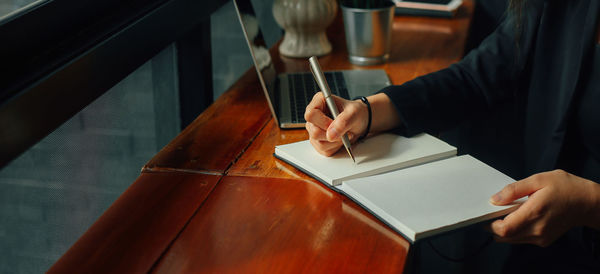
[275,133,456,185]
[339,155,519,241]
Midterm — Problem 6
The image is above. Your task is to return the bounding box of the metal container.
[341,3,395,65]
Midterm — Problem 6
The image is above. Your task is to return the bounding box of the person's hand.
[489,169,600,247]
[304,92,368,156]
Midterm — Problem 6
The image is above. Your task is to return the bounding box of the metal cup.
[341,3,395,66]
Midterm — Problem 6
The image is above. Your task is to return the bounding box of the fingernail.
[327,127,339,141]
[490,192,502,204]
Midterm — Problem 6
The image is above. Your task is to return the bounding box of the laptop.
[233,0,392,128]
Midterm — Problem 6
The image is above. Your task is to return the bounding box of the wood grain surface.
[151,176,410,274]
[48,172,221,274]
[143,67,271,174]
[228,119,310,179]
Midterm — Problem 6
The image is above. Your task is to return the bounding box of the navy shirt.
[560,45,600,183]
[376,1,600,271]
[378,0,600,178]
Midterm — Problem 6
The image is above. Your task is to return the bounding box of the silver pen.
[308,56,356,163]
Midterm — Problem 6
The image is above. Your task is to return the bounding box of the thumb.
[326,109,354,142]
[490,177,542,205]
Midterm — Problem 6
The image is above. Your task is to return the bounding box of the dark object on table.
[393,0,462,18]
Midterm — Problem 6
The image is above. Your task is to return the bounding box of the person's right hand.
[304,92,368,156]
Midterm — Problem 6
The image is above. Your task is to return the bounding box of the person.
[304,0,600,272]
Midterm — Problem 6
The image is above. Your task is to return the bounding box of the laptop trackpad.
[342,70,391,98]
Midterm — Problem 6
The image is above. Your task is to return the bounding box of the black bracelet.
[357,96,371,142]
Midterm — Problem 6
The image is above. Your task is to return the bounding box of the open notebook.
[274,133,457,186]
[274,133,521,242]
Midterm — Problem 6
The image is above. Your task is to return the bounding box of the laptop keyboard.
[288,71,349,123]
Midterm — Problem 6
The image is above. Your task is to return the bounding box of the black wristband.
[357,96,371,142]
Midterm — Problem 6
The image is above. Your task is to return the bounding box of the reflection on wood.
[151,176,409,273]
[143,68,271,174]
[228,119,313,179]
[48,172,221,274]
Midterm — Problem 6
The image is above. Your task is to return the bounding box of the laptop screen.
[233,0,278,116]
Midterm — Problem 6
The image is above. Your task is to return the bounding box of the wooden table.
[49,3,473,273]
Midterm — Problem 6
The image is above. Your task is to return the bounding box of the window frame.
[0,0,229,167]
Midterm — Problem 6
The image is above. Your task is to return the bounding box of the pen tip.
[344,145,356,164]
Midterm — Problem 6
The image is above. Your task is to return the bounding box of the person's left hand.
[488,169,600,247]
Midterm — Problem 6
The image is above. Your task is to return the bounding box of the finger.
[322,144,343,156]
[305,92,333,130]
[309,138,342,156]
[309,138,330,156]
[306,122,328,141]
[492,222,547,246]
[326,105,356,142]
[307,92,326,112]
[331,94,349,112]
[490,201,535,238]
[490,176,543,205]
[317,140,343,153]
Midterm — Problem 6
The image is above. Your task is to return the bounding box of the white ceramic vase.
[272,0,338,58]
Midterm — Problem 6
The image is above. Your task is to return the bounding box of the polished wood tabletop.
[152,176,410,273]
[49,2,473,273]
[49,172,222,273]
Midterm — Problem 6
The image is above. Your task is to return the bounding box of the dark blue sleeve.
[380,1,543,137]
